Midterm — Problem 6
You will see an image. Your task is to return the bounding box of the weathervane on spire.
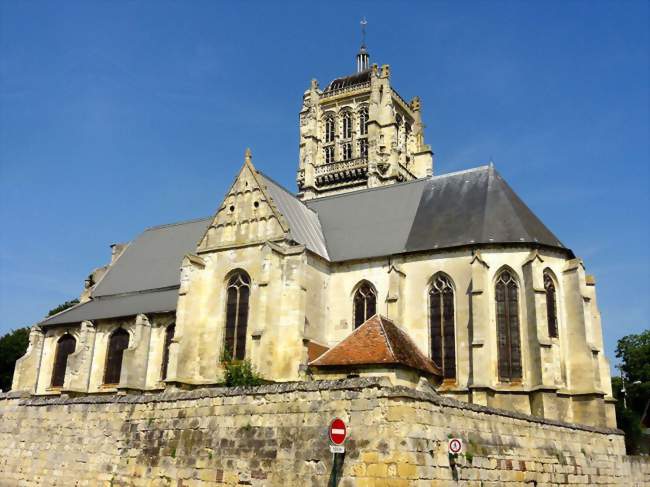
[360,17,367,48]
[356,17,370,72]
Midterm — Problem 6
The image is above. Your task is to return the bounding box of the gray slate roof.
[258,173,329,259]
[41,164,566,326]
[306,164,566,262]
[41,218,211,326]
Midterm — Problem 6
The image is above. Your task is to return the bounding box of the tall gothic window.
[342,142,352,160]
[324,146,335,164]
[544,272,559,338]
[359,107,368,135]
[161,324,175,380]
[325,115,335,143]
[353,281,376,328]
[358,138,368,158]
[104,328,129,385]
[50,333,76,388]
[224,271,250,361]
[495,270,522,381]
[429,274,456,380]
[342,111,352,139]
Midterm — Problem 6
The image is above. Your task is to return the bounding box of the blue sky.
[0,1,647,365]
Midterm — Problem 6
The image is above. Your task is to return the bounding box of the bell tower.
[297,21,433,200]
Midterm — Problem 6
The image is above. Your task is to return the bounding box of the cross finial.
[245,148,252,164]
[360,17,367,47]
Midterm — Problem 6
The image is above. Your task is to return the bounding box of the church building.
[11,41,617,429]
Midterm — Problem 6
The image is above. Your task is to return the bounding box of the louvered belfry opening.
[544,272,559,338]
[224,271,250,361]
[161,324,175,380]
[495,270,522,381]
[353,281,376,328]
[103,328,129,385]
[50,333,76,388]
[429,274,456,380]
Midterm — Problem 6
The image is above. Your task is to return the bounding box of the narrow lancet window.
[358,138,368,158]
[342,111,352,139]
[359,107,368,136]
[324,146,335,164]
[325,116,335,143]
[495,270,522,381]
[224,271,250,361]
[104,328,129,385]
[50,333,76,388]
[353,281,376,328]
[544,273,559,338]
[429,274,456,380]
[161,324,175,380]
[343,142,352,160]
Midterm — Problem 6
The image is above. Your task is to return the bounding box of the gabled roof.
[40,217,211,326]
[39,164,568,326]
[309,314,441,377]
[306,164,568,261]
[258,172,329,259]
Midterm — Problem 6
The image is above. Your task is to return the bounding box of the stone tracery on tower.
[297,31,433,200]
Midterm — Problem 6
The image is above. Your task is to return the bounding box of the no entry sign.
[448,438,463,454]
[329,418,347,445]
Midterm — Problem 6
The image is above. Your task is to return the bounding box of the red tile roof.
[309,315,441,377]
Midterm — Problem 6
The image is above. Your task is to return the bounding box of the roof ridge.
[376,315,397,362]
[144,216,212,232]
[257,171,319,216]
[305,165,492,205]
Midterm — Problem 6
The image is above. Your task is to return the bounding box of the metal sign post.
[328,418,347,486]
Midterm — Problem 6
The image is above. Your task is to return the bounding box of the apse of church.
[11,40,616,430]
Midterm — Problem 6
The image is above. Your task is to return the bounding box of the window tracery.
[224,271,251,361]
[495,270,522,381]
[353,281,376,328]
[429,274,456,380]
[544,272,559,338]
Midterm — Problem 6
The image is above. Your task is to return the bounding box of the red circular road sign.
[448,438,463,454]
[329,418,347,445]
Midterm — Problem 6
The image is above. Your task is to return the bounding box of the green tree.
[0,298,80,392]
[613,329,650,454]
[0,327,30,392]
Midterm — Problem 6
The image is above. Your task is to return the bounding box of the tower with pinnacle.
[297,21,433,200]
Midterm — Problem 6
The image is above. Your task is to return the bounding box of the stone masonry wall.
[0,378,647,486]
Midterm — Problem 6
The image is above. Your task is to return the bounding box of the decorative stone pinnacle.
[245,148,252,164]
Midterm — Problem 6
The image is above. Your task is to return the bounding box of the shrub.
[223,360,264,387]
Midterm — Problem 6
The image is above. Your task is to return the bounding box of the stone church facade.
[11,45,616,430]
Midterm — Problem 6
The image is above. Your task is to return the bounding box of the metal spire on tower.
[356,17,370,72]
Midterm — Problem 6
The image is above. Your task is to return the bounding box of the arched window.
[359,107,368,136]
[104,328,129,385]
[358,138,368,158]
[161,324,175,380]
[353,281,376,328]
[429,274,456,380]
[324,146,334,164]
[544,272,559,338]
[325,115,335,143]
[496,270,522,381]
[225,271,251,361]
[342,111,352,139]
[50,333,76,388]
[342,142,352,160]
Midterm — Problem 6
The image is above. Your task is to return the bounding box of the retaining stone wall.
[0,378,647,486]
